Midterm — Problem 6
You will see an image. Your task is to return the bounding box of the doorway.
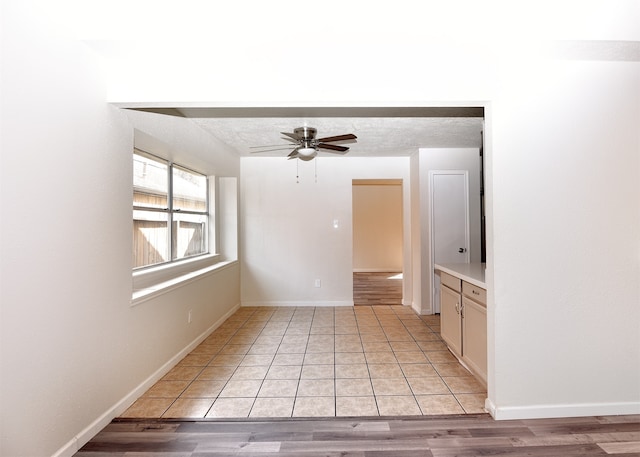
[352,179,403,306]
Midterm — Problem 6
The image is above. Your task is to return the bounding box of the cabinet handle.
[473,290,480,295]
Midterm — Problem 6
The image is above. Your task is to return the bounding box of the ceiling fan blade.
[281,137,300,145]
[250,144,292,149]
[316,133,357,143]
[318,143,349,152]
[287,148,299,159]
[281,131,300,141]
[250,146,299,153]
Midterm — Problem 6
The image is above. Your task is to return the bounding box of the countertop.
[435,262,486,289]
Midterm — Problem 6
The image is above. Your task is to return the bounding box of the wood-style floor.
[353,272,403,306]
[75,414,640,456]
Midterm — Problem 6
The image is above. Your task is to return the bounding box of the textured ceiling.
[135,107,485,158]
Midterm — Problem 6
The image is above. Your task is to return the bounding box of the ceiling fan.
[251,126,357,161]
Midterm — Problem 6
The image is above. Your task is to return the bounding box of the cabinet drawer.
[463,281,486,306]
[441,272,461,292]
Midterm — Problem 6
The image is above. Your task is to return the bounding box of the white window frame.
[132,148,222,304]
[133,149,211,269]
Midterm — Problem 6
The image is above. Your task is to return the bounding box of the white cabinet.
[438,270,487,386]
[440,272,463,356]
[461,285,487,384]
[441,283,462,356]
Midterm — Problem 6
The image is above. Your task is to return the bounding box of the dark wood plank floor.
[75,413,640,456]
[353,272,403,305]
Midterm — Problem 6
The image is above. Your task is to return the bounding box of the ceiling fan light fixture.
[297,147,317,158]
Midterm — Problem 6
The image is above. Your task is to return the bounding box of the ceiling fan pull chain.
[296,159,299,184]
[315,159,317,183]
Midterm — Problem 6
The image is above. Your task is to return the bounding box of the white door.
[430,171,470,313]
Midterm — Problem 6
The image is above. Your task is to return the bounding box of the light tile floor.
[121,305,487,419]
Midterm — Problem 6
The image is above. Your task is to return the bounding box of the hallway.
[353,272,403,306]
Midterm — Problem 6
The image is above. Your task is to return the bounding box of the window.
[133,149,209,269]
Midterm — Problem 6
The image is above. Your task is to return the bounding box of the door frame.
[428,170,470,313]
[351,178,405,305]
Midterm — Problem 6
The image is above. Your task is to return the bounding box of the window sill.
[131,255,236,306]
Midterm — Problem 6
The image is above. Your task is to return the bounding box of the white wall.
[488,57,640,419]
[0,4,241,456]
[352,182,404,272]
[240,157,411,307]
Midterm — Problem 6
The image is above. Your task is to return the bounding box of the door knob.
[458,248,467,253]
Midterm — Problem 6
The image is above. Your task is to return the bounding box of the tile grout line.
[237,307,263,419]
[167,310,252,419]
[394,305,425,415]
[213,307,273,419]
[331,306,337,418]
[202,308,252,419]
[367,306,383,417]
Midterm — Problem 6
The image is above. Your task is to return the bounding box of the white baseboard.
[411,301,433,315]
[53,302,241,457]
[484,397,497,417]
[485,397,640,420]
[242,300,353,307]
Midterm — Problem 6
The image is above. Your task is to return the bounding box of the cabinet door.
[441,285,462,356]
[462,296,487,384]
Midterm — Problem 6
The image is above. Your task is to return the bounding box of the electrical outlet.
[188,310,192,324]
[314,279,321,288]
